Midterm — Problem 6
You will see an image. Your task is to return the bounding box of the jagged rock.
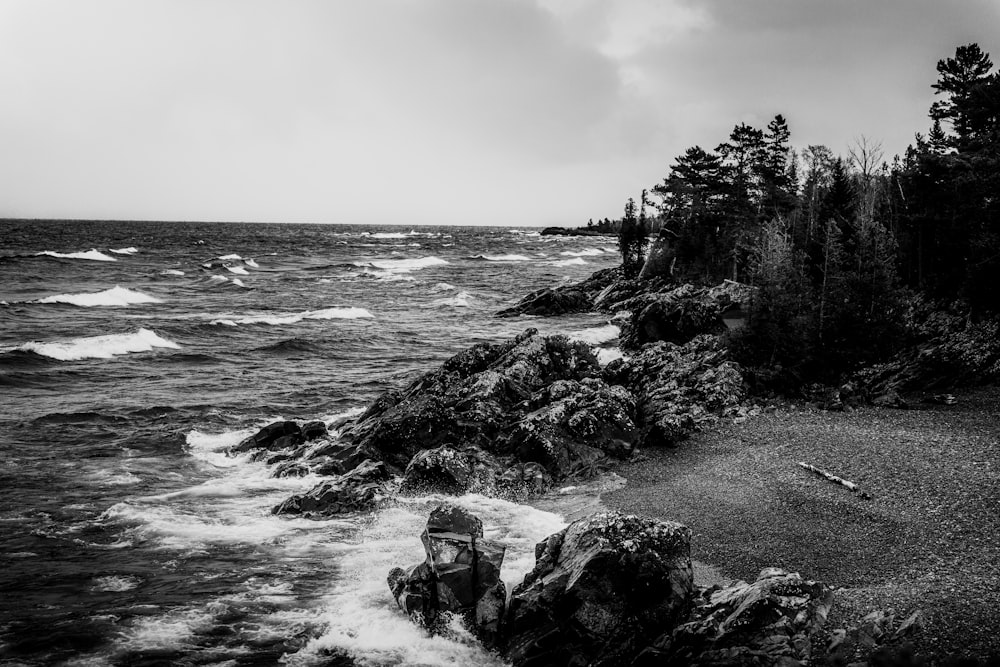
[400,445,502,495]
[605,335,744,447]
[619,287,727,349]
[639,568,835,666]
[337,329,634,481]
[273,441,377,478]
[388,504,506,648]
[504,511,693,667]
[495,287,591,317]
[272,459,390,518]
[503,378,637,477]
[230,421,302,454]
[300,420,328,440]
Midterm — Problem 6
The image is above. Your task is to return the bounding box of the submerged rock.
[272,459,390,518]
[388,504,507,648]
[504,511,694,667]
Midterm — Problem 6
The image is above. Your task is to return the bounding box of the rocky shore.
[229,262,999,665]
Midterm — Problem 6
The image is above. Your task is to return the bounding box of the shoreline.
[600,386,1000,661]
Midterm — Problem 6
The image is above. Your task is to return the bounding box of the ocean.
[0,219,622,666]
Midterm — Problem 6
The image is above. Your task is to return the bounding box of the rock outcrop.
[504,511,694,667]
[605,335,745,447]
[387,504,507,648]
[272,459,391,517]
[495,267,621,318]
[336,328,639,481]
[637,568,835,666]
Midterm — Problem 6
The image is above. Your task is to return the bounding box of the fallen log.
[797,462,871,499]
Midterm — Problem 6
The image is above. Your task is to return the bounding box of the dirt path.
[603,386,1000,661]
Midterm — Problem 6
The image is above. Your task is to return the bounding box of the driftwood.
[797,462,871,499]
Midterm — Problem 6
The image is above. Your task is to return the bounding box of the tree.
[617,195,649,278]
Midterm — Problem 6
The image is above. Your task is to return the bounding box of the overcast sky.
[1,0,997,226]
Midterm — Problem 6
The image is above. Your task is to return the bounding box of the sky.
[0,0,997,226]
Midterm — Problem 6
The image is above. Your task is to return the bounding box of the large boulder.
[504,511,694,667]
[638,568,835,666]
[272,459,391,517]
[605,335,744,447]
[400,445,503,495]
[229,421,302,454]
[388,505,507,648]
[337,329,636,481]
[618,283,738,350]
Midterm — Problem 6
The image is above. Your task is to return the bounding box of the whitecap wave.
[569,323,619,346]
[35,249,117,262]
[93,575,141,592]
[291,494,565,666]
[368,232,407,239]
[559,248,604,257]
[429,291,474,308]
[472,254,532,262]
[217,254,243,260]
[355,256,449,274]
[109,247,139,255]
[160,269,185,276]
[225,265,249,275]
[15,328,179,361]
[431,282,456,292]
[550,257,587,266]
[36,286,162,307]
[209,307,374,326]
[244,258,260,268]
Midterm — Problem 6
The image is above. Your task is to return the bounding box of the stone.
[495,287,591,318]
[272,459,390,518]
[497,462,553,499]
[646,568,835,666]
[619,285,727,350]
[300,420,329,440]
[400,445,502,495]
[504,511,693,667]
[230,421,302,454]
[388,505,507,647]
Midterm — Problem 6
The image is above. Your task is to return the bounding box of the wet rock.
[640,568,835,666]
[497,462,553,499]
[230,421,302,454]
[300,420,328,440]
[605,335,744,447]
[400,445,502,495]
[504,511,693,667]
[339,329,634,481]
[272,441,377,478]
[618,283,732,350]
[272,459,390,518]
[388,504,506,648]
[495,287,591,318]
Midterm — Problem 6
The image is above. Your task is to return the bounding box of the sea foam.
[551,257,587,266]
[36,249,117,262]
[36,286,162,307]
[16,328,179,361]
[472,254,532,262]
[357,256,449,273]
[109,247,139,255]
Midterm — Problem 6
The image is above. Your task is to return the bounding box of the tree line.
[609,43,1000,383]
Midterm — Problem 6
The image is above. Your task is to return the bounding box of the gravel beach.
[603,386,1000,662]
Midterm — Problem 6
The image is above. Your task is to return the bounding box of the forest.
[612,43,1000,387]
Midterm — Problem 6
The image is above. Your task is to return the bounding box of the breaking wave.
[35,249,117,262]
[210,307,374,326]
[10,328,180,361]
[35,286,162,307]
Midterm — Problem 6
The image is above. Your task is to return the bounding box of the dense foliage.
[604,43,1000,386]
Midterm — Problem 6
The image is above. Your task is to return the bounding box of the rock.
[388,504,506,647]
[872,389,908,408]
[642,568,835,666]
[604,335,744,447]
[497,462,553,499]
[619,289,727,350]
[273,441,377,478]
[495,287,591,318]
[230,421,302,454]
[504,511,693,667]
[338,329,633,481]
[400,445,502,495]
[892,609,925,639]
[300,420,329,440]
[272,459,390,518]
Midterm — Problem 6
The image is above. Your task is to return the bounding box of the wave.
[35,286,162,307]
[559,248,604,257]
[202,274,250,289]
[471,254,532,262]
[431,282,456,292]
[109,247,139,255]
[569,323,620,346]
[596,348,625,365]
[160,269,185,276]
[13,328,180,361]
[217,254,243,260]
[226,265,249,275]
[428,291,474,308]
[354,256,449,273]
[211,306,374,326]
[244,258,260,268]
[254,338,322,354]
[35,249,117,262]
[550,257,587,266]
